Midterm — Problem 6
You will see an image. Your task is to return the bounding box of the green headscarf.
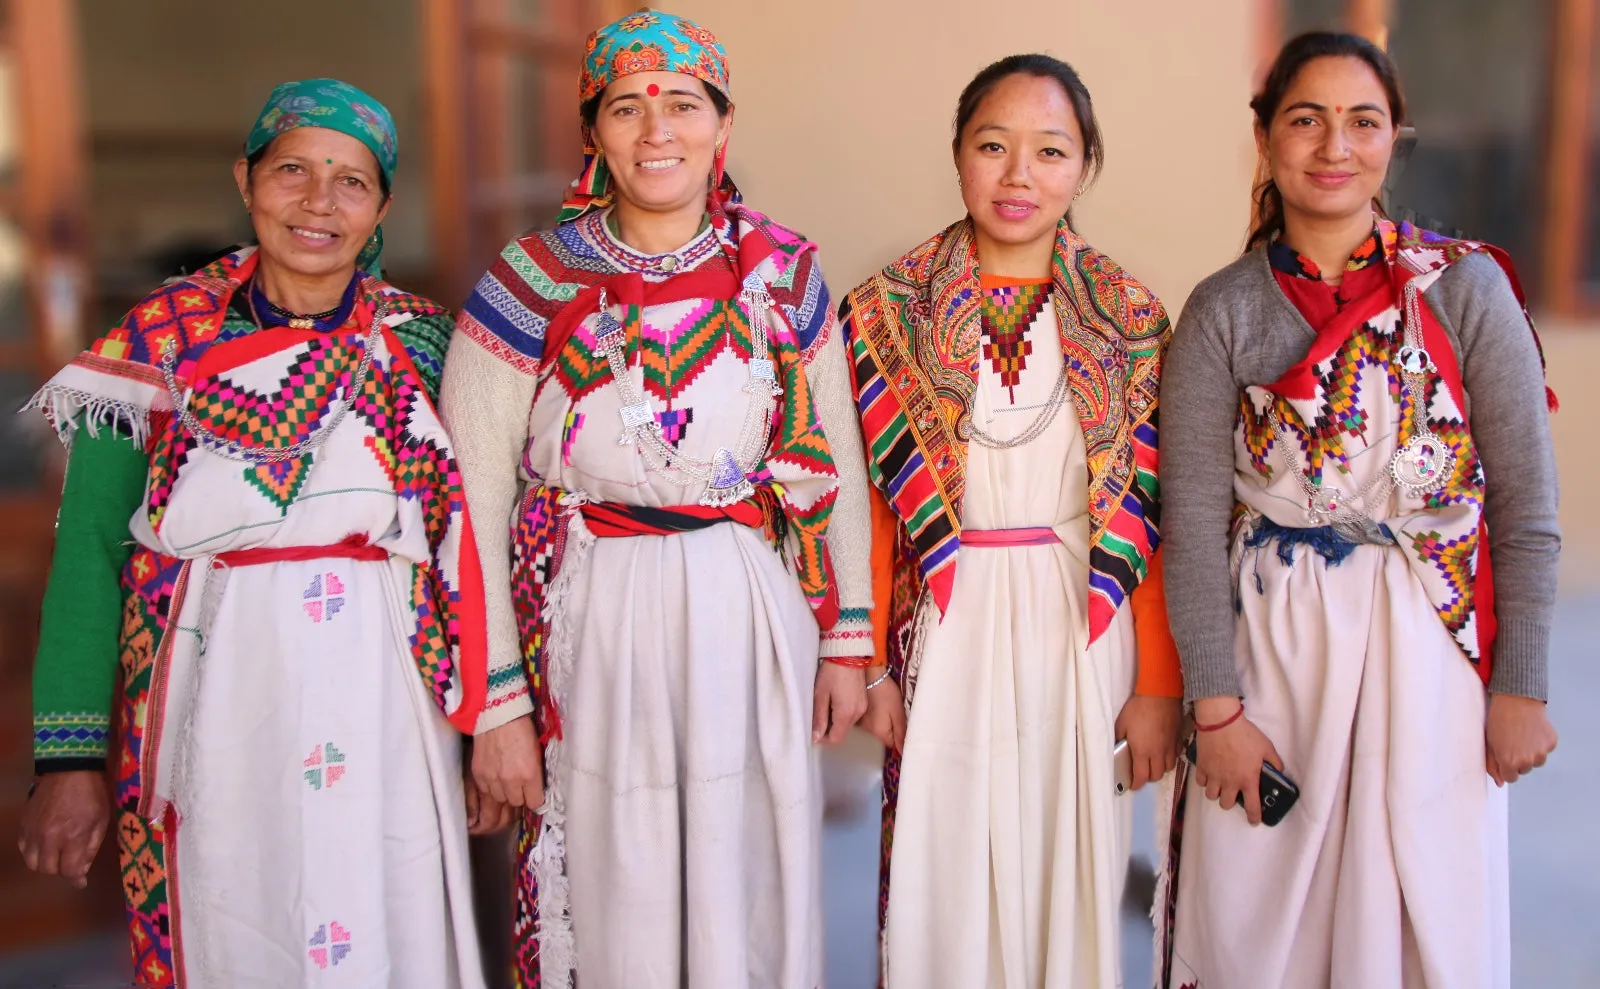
[245,78,397,275]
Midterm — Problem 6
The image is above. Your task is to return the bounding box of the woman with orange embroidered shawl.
[1156,33,1559,989]
[843,54,1182,988]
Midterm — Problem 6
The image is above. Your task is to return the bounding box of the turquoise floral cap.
[245,78,398,182]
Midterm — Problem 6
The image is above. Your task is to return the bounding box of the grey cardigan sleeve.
[1426,254,1560,700]
[1159,289,1246,702]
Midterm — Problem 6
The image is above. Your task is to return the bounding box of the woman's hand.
[1485,693,1557,786]
[464,773,517,835]
[472,715,545,812]
[858,667,907,752]
[813,661,868,744]
[18,771,112,889]
[1114,693,1183,790]
[1191,696,1283,826]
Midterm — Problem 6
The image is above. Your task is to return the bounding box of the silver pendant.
[744,357,782,396]
[1390,432,1454,495]
[617,401,653,444]
[1307,485,1345,524]
[1396,345,1434,375]
[701,447,753,507]
[594,311,625,349]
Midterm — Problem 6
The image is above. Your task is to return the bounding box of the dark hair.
[579,78,732,129]
[1247,31,1406,250]
[952,53,1104,189]
[245,140,392,200]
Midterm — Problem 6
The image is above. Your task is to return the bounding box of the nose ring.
[663,131,674,140]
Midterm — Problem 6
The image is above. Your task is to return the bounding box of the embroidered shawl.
[841,218,1169,663]
[27,246,488,732]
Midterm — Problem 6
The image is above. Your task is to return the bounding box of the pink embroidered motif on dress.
[308,920,352,968]
[303,742,347,790]
[303,572,347,623]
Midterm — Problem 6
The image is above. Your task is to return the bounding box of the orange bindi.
[647,83,660,97]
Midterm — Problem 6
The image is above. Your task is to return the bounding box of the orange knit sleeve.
[1130,547,1183,698]
[869,486,898,665]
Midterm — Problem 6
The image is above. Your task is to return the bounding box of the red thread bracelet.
[1195,701,1245,732]
[823,655,874,669]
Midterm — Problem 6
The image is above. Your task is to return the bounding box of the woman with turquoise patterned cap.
[442,10,875,988]
[19,79,490,988]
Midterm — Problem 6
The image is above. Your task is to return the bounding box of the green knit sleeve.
[33,419,148,774]
[391,311,454,403]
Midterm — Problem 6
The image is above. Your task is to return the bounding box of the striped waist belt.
[213,534,390,568]
[579,499,765,538]
[962,526,1061,548]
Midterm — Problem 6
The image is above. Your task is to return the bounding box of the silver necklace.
[597,273,782,507]
[1269,277,1454,527]
[160,302,387,465]
[968,369,1070,449]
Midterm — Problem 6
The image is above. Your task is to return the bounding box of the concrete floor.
[4,592,1597,988]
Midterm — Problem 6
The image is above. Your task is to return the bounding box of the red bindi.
[1335,105,1344,113]
[647,83,660,97]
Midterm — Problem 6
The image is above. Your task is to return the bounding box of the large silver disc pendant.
[1390,433,1454,495]
[1307,485,1345,524]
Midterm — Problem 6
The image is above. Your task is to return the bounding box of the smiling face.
[955,72,1087,263]
[233,126,389,280]
[1259,55,1397,228]
[591,71,732,219]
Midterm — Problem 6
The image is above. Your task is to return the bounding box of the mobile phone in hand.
[1114,738,1133,795]
[1185,738,1300,826]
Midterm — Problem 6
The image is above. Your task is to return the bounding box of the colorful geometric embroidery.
[117,549,182,989]
[32,711,111,760]
[466,197,842,625]
[302,572,347,624]
[187,337,364,449]
[1244,220,1545,677]
[244,453,313,513]
[559,410,585,467]
[303,742,347,791]
[656,407,693,447]
[979,280,1049,402]
[307,921,352,969]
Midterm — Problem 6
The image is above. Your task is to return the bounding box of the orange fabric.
[1130,548,1183,698]
[977,273,1053,290]
[868,486,899,666]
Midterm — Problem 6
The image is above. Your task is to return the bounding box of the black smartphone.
[1186,739,1300,827]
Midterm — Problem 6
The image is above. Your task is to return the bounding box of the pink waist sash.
[961,526,1061,547]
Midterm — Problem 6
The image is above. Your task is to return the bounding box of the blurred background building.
[0,0,1594,985]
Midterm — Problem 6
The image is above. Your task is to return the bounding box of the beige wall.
[660,0,1260,311]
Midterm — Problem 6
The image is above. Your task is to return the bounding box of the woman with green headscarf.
[19,79,490,988]
[442,10,875,988]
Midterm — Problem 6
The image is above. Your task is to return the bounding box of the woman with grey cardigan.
[1154,32,1558,989]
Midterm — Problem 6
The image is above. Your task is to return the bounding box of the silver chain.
[160,303,388,465]
[598,273,782,507]
[1268,276,1454,527]
[968,368,1070,449]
